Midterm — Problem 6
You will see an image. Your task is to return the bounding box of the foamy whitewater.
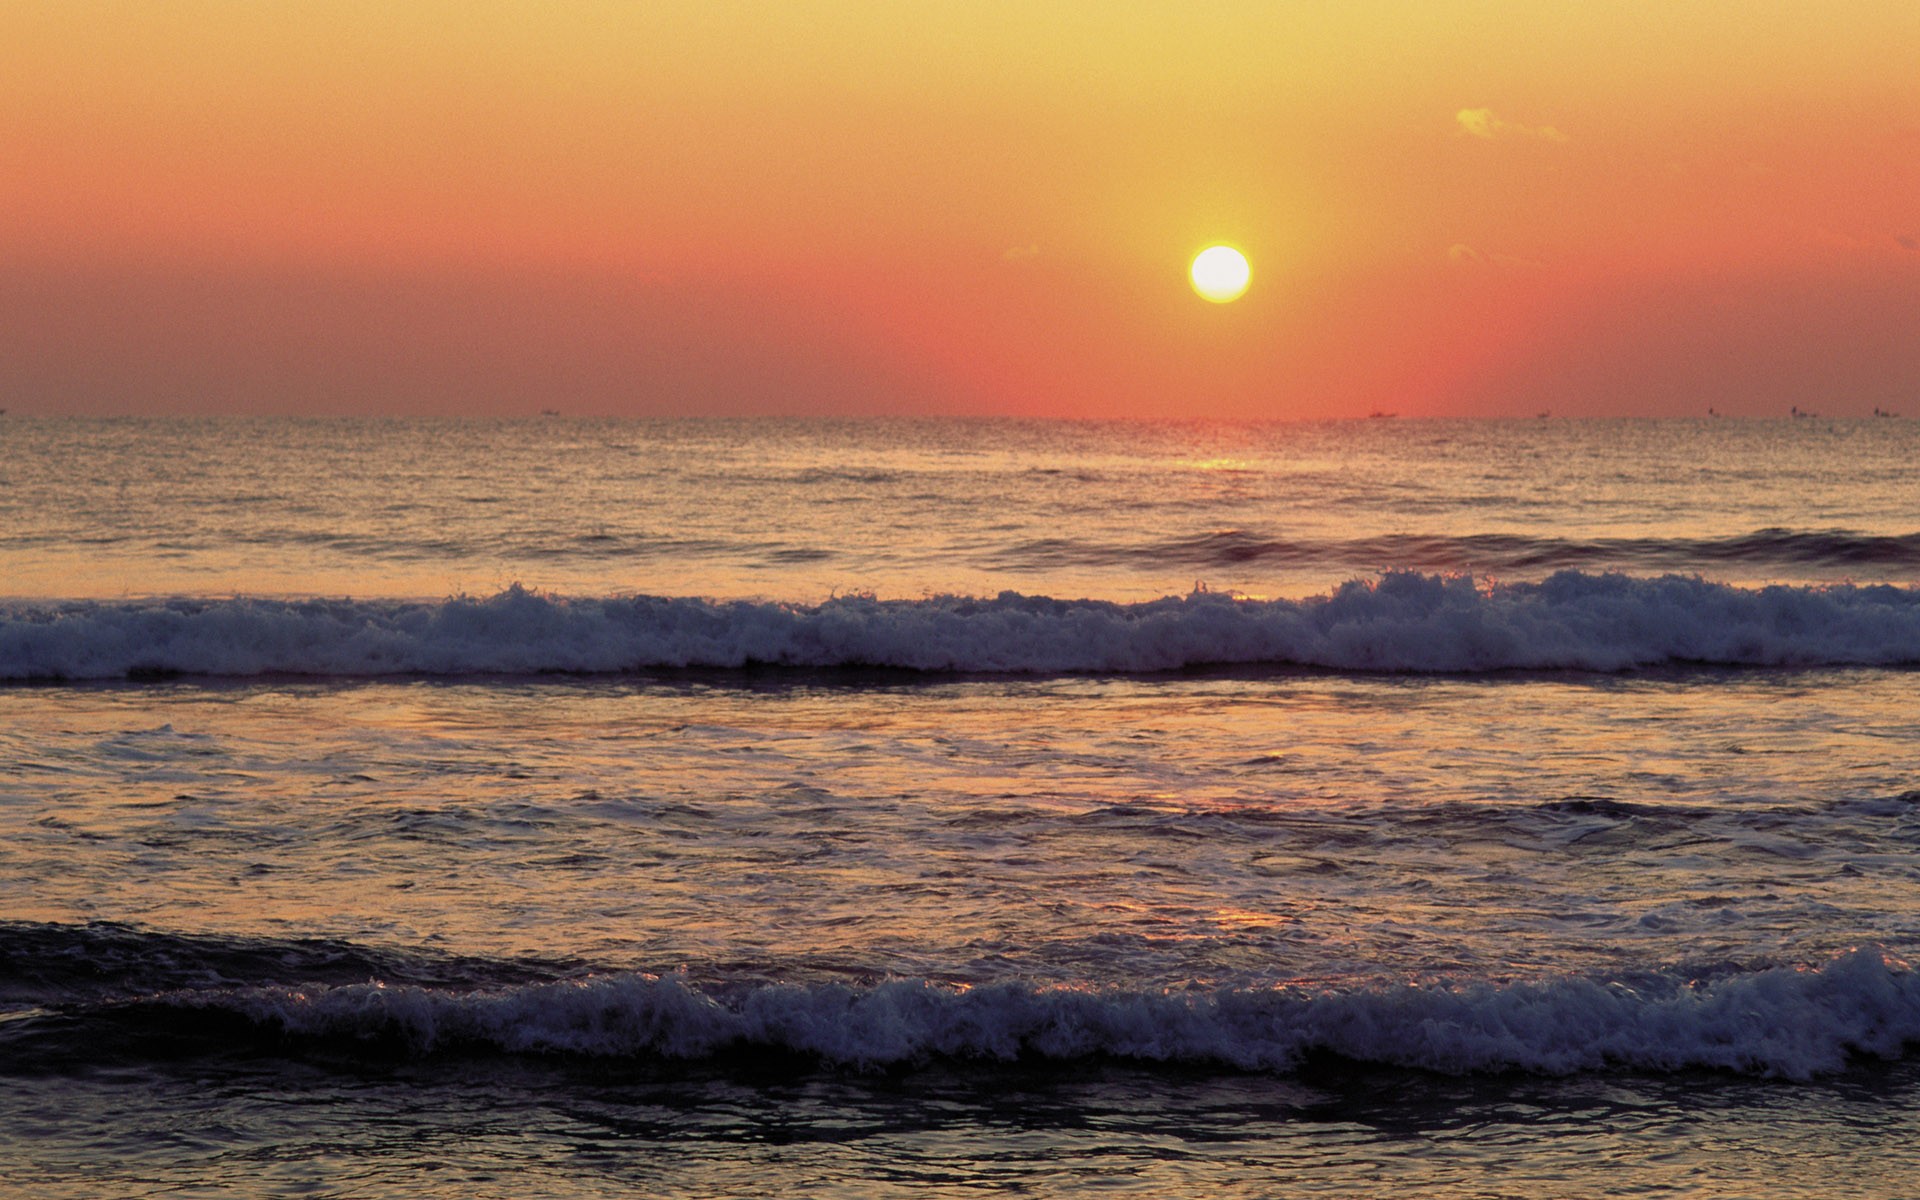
[4,416,1920,1198]
[8,572,1920,680]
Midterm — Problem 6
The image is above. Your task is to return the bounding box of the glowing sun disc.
[1189,245,1251,303]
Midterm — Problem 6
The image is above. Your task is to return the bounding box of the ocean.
[3,415,1919,1198]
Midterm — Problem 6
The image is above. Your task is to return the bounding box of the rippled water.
[4,416,1917,600]
[3,416,1920,1198]
[7,670,1918,985]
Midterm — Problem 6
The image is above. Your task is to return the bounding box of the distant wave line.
[993,527,1920,573]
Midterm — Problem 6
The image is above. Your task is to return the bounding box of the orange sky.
[3,1,1917,418]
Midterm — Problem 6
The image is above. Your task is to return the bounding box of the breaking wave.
[8,923,1915,1079]
[36,949,1920,1081]
[4,571,1920,681]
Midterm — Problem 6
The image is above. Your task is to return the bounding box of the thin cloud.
[1455,107,1569,144]
[1446,243,1543,269]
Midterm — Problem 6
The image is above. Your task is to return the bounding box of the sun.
[1189,245,1250,303]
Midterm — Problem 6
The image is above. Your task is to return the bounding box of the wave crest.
[139,949,1920,1079]
[5,571,1920,680]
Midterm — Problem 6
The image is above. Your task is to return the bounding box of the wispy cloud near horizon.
[1456,107,1569,143]
[1446,242,1544,269]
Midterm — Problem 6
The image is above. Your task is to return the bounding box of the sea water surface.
[3,416,1920,1198]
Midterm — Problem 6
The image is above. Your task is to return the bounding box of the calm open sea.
[3,416,1920,1198]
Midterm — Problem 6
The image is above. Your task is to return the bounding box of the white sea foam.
[169,949,1918,1079]
[5,572,1920,680]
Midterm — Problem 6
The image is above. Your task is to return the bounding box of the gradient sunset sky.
[5,1,1917,419]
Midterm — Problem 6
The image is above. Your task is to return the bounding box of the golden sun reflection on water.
[1175,457,1254,471]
